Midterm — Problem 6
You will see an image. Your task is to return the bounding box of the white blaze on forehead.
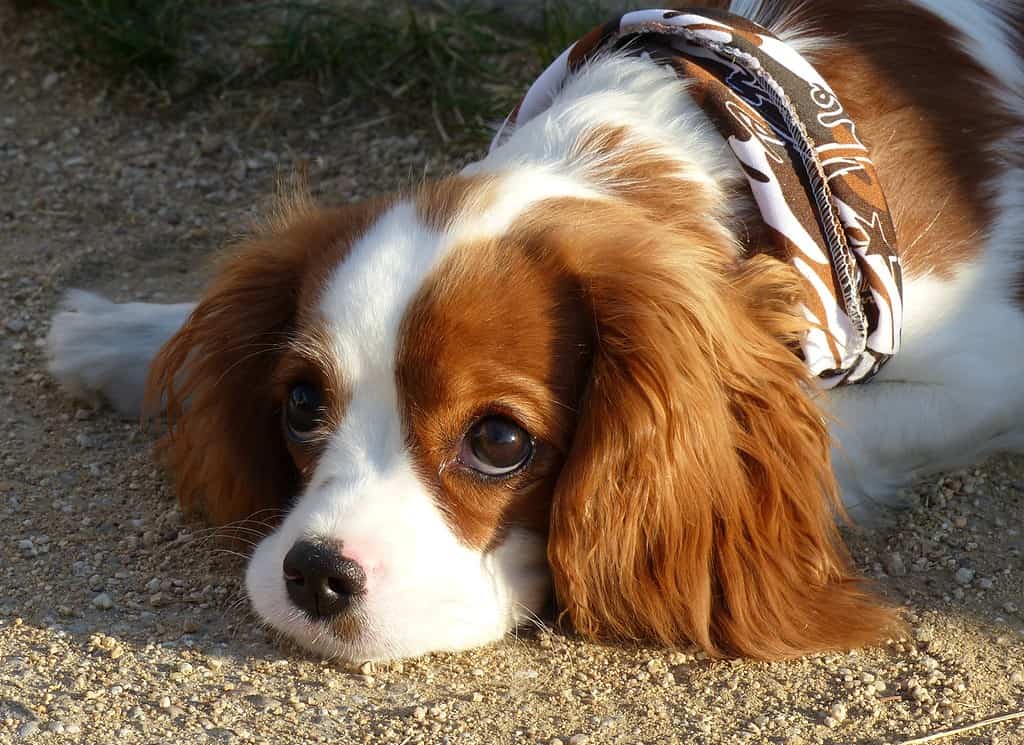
[317,201,443,382]
[317,172,605,385]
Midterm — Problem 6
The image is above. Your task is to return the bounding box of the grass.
[261,1,520,141]
[529,0,612,65]
[36,0,612,143]
[46,0,197,82]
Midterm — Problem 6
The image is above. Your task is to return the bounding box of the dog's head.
[149,166,897,661]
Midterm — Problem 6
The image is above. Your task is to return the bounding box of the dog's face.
[244,179,590,660]
[150,170,899,662]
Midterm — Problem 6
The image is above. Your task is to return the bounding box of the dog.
[47,0,1023,662]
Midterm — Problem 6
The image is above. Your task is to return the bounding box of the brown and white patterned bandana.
[492,8,904,388]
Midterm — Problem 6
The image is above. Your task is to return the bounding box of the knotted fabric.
[492,8,904,387]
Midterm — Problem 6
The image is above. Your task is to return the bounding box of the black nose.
[282,541,366,619]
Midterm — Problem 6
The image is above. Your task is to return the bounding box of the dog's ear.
[146,191,385,526]
[546,217,901,659]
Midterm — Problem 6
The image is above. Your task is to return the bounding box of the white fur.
[728,0,833,57]
[830,145,1024,515]
[475,53,743,208]
[46,291,194,417]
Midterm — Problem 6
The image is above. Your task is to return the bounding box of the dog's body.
[48,0,1023,662]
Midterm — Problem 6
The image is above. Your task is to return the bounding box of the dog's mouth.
[265,603,377,660]
[318,610,364,643]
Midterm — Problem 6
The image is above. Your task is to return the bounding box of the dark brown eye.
[284,382,324,443]
[460,416,533,477]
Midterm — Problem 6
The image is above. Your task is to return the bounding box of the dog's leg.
[46,290,194,418]
[825,380,1023,520]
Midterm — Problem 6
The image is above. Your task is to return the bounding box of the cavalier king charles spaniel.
[47,0,1023,662]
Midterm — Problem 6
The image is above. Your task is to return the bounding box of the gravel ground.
[2,6,1023,745]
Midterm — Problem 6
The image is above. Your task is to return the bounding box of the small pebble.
[954,567,975,585]
[199,133,224,155]
[884,552,907,576]
[18,721,39,739]
[91,593,114,610]
[247,695,279,711]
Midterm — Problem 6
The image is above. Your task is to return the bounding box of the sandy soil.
[1,6,1022,745]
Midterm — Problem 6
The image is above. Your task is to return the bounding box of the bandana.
[492,8,904,388]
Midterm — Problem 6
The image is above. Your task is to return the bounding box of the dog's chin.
[242,569,393,662]
[272,618,402,665]
[260,609,376,662]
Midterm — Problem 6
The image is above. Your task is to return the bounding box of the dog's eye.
[460,416,534,476]
[284,382,324,442]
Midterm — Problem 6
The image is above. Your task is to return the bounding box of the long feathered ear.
[146,191,385,526]
[546,215,902,659]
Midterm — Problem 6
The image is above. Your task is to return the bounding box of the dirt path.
[1,6,1022,745]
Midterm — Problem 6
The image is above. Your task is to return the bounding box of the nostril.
[282,549,306,586]
[327,558,367,598]
[282,540,366,619]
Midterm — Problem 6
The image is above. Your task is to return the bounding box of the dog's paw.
[46,290,194,418]
[834,456,919,526]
